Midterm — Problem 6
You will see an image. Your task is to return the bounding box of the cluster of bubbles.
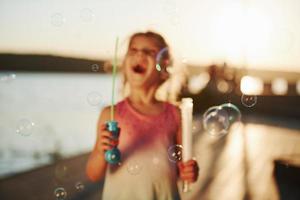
[167,144,183,163]
[241,94,257,107]
[203,103,241,137]
[16,119,35,137]
[53,181,84,199]
[51,8,94,27]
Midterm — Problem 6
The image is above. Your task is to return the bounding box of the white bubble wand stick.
[180,98,193,192]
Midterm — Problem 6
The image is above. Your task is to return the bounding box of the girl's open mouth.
[132,65,146,74]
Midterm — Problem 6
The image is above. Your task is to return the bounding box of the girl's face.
[124,36,162,89]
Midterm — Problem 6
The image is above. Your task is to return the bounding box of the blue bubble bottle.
[105,120,121,164]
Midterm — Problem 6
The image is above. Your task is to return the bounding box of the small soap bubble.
[91,64,100,72]
[219,103,241,125]
[55,164,70,182]
[54,187,67,200]
[51,13,65,27]
[127,161,143,175]
[241,94,257,107]
[16,119,35,136]
[203,106,229,137]
[80,8,94,22]
[168,144,182,163]
[75,181,85,191]
[87,91,102,106]
[155,47,169,72]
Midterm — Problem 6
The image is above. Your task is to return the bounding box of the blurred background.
[0,0,299,199]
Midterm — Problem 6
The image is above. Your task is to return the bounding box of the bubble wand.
[105,37,121,164]
[110,37,118,121]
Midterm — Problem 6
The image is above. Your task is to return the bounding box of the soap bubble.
[168,144,182,163]
[87,91,102,106]
[16,119,35,136]
[91,64,100,72]
[155,47,170,72]
[127,161,143,175]
[75,181,85,191]
[51,13,65,27]
[241,94,257,107]
[80,8,94,22]
[54,187,67,200]
[219,103,241,125]
[54,164,71,182]
[203,106,229,137]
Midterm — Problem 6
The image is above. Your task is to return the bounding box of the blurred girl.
[86,31,199,200]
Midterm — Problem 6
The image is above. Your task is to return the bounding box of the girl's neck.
[128,86,159,105]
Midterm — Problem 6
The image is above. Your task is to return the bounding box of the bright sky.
[0,0,300,72]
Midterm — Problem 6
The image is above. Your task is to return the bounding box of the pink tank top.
[102,98,181,200]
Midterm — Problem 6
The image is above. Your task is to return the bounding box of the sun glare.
[241,75,264,95]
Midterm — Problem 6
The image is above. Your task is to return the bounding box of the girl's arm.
[86,106,115,182]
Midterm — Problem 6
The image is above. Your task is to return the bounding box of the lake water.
[0,72,123,178]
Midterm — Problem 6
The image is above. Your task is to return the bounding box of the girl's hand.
[177,159,199,183]
[98,123,119,154]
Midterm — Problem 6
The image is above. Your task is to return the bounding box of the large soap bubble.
[203,106,229,137]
